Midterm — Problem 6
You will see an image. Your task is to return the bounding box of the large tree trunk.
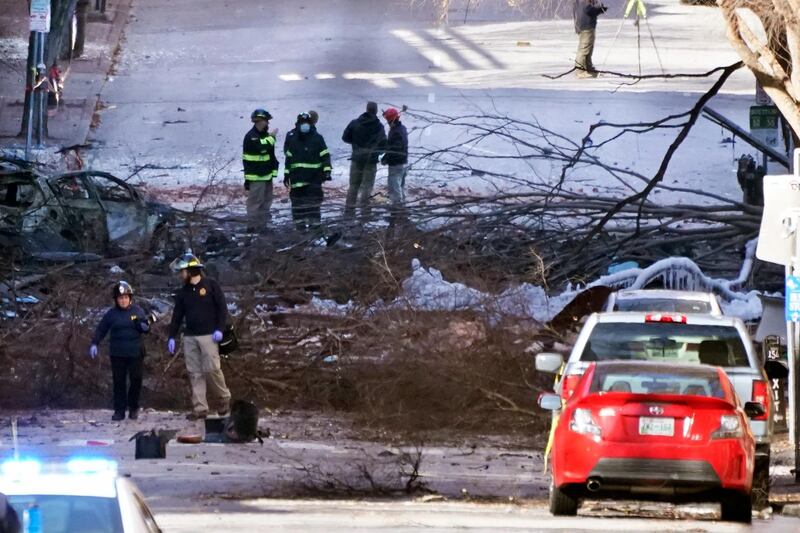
[73,0,90,58]
[718,0,800,142]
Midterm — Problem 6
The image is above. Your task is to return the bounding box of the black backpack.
[224,400,266,443]
[219,323,239,356]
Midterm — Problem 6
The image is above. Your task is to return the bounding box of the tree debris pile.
[0,227,566,443]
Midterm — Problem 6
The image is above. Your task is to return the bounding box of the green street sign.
[750,105,779,130]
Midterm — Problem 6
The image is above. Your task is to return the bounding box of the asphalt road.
[3,411,799,531]
[87,0,765,205]
[154,499,797,532]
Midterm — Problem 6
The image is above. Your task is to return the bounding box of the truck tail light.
[561,374,582,402]
[645,313,687,324]
[751,380,770,421]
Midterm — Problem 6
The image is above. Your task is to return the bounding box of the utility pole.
[26,0,51,159]
[759,149,800,483]
[24,32,38,161]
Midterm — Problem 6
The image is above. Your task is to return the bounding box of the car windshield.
[7,495,124,533]
[581,322,749,367]
[590,365,727,398]
[614,298,712,313]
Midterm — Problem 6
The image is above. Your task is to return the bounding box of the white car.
[0,458,161,533]
[603,289,723,315]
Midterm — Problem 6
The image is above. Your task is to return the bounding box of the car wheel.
[751,454,770,510]
[720,490,752,523]
[549,478,578,516]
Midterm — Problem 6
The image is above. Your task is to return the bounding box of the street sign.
[29,0,50,33]
[786,276,800,322]
[750,105,780,148]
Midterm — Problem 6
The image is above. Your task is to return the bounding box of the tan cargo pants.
[183,334,231,415]
[575,29,596,73]
[245,180,273,231]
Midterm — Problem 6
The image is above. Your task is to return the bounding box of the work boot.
[111,411,125,422]
[128,409,139,420]
[186,411,208,421]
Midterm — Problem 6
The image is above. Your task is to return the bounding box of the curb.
[69,0,133,146]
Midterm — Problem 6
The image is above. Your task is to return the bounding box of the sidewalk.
[0,0,132,148]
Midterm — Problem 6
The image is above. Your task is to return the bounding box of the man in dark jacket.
[573,0,607,77]
[380,107,409,206]
[167,253,231,420]
[284,113,332,230]
[243,108,279,232]
[91,281,150,421]
[342,101,386,219]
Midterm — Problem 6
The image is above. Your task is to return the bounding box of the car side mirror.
[744,401,766,419]
[538,393,562,411]
[535,352,564,374]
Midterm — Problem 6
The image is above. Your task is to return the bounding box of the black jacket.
[92,305,150,358]
[168,277,228,337]
[342,112,387,164]
[283,126,332,187]
[243,126,279,181]
[381,121,408,167]
[574,0,606,32]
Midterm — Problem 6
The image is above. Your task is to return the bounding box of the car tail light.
[645,313,687,324]
[570,408,601,436]
[561,374,582,402]
[751,380,770,421]
[711,414,743,439]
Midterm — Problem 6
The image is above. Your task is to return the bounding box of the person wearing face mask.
[283,113,332,230]
[90,281,151,421]
[242,108,279,233]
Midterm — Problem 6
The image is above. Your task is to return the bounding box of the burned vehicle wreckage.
[0,160,174,259]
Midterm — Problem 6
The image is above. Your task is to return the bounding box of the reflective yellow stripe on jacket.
[242,153,271,162]
[244,170,277,181]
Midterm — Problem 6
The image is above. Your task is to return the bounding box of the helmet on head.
[170,252,204,272]
[113,280,134,299]
[296,112,312,125]
[37,63,46,72]
[382,107,400,122]
[251,108,272,122]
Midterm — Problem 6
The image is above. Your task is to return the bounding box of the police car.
[0,458,161,533]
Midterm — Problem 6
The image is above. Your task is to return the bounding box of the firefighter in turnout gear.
[283,113,332,230]
[243,108,279,232]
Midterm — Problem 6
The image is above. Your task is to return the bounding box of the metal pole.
[794,151,800,481]
[788,261,795,449]
[36,31,45,147]
[24,32,39,160]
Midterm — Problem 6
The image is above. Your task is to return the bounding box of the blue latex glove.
[89,344,98,359]
[212,330,223,343]
[167,338,176,354]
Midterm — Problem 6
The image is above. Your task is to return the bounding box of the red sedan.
[539,361,761,523]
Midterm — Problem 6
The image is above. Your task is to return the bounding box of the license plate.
[639,417,674,436]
